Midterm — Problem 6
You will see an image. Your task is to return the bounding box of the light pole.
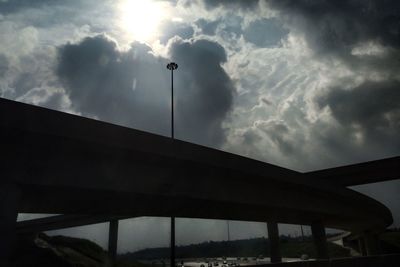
[167,62,178,267]
[227,220,231,241]
[167,62,178,139]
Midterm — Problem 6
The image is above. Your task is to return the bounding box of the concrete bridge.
[0,98,398,265]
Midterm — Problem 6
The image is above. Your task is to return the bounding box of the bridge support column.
[0,183,20,265]
[358,237,367,256]
[108,219,119,261]
[364,231,380,255]
[311,221,329,259]
[170,216,175,267]
[267,221,282,263]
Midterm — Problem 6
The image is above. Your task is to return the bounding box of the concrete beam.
[0,183,21,265]
[267,222,281,263]
[311,221,329,259]
[17,214,130,234]
[108,220,119,261]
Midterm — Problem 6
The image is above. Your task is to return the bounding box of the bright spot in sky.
[119,0,169,42]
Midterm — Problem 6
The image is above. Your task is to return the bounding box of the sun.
[118,0,169,43]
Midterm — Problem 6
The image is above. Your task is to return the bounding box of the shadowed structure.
[305,157,400,186]
[0,98,397,264]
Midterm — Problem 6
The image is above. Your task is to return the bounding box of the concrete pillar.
[0,183,20,265]
[267,221,282,263]
[170,216,175,267]
[358,237,367,256]
[364,231,380,255]
[108,219,119,261]
[311,221,329,259]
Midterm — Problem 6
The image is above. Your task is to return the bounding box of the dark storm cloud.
[196,16,243,40]
[169,38,235,146]
[243,18,289,47]
[202,0,259,10]
[257,120,294,155]
[159,21,194,44]
[262,0,400,162]
[12,72,37,96]
[195,18,220,36]
[0,0,51,13]
[57,35,234,146]
[267,0,400,56]
[220,15,243,38]
[194,17,244,39]
[0,0,106,32]
[318,81,400,127]
[0,0,73,14]
[57,35,171,136]
[0,54,8,78]
[317,80,400,154]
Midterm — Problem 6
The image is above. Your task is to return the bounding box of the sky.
[3,0,400,252]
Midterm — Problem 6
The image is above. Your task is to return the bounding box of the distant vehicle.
[214,262,219,266]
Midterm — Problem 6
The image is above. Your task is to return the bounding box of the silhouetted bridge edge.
[1,98,399,265]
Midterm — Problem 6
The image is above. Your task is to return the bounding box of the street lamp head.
[167,62,178,70]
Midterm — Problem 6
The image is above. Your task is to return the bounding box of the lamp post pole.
[167,62,178,267]
[227,220,231,241]
[167,62,178,139]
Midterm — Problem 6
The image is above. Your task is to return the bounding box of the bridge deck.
[0,98,393,232]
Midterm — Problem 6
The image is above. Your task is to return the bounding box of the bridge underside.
[17,183,386,232]
[0,98,398,264]
[0,98,393,232]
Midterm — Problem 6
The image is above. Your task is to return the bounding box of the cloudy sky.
[4,0,399,252]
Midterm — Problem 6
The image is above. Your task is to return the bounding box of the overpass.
[305,156,400,186]
[0,98,397,265]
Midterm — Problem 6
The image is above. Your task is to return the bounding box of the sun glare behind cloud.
[118,0,169,43]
